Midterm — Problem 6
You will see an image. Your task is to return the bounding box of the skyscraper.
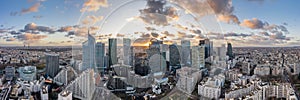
[95,42,105,74]
[109,38,117,68]
[123,38,131,65]
[169,44,181,69]
[199,38,211,58]
[82,33,96,71]
[45,53,60,78]
[191,46,205,69]
[226,43,233,60]
[181,40,191,66]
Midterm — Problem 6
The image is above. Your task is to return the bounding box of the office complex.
[82,33,96,71]
[45,53,60,78]
[64,69,95,100]
[169,44,181,69]
[191,46,205,69]
[5,66,15,81]
[17,66,37,81]
[181,40,191,66]
[109,38,117,68]
[95,42,105,73]
[123,38,132,65]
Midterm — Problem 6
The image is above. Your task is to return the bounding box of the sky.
[0,0,299,47]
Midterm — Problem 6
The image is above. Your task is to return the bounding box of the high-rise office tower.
[217,44,227,61]
[226,42,233,60]
[45,53,60,78]
[95,42,105,74]
[181,40,191,66]
[82,33,96,71]
[199,38,211,58]
[191,46,205,69]
[123,38,131,65]
[210,41,214,56]
[169,44,181,69]
[109,38,117,68]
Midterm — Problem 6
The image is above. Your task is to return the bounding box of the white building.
[54,67,77,86]
[191,46,205,69]
[58,91,72,100]
[64,69,95,100]
[176,67,202,94]
[40,85,49,100]
[254,65,270,76]
[198,74,224,99]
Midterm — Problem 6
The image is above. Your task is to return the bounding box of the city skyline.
[0,0,299,47]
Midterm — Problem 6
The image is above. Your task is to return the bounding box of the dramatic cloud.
[137,0,179,26]
[9,31,22,35]
[0,27,14,33]
[21,2,41,14]
[57,26,74,32]
[269,32,290,40]
[173,24,189,31]
[170,0,238,23]
[65,26,99,37]
[151,32,159,38]
[161,31,175,37]
[240,18,264,29]
[80,0,108,12]
[17,33,47,41]
[23,23,55,33]
[259,31,269,36]
[217,14,240,24]
[81,15,103,25]
[224,32,251,37]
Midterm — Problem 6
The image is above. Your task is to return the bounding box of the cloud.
[217,14,240,24]
[81,15,103,25]
[23,23,55,33]
[33,15,43,19]
[80,0,108,12]
[9,31,22,35]
[0,26,14,33]
[6,38,17,42]
[21,2,41,14]
[269,32,290,40]
[16,33,47,41]
[224,32,251,37]
[65,26,99,37]
[173,24,189,31]
[145,27,157,31]
[259,31,269,36]
[137,0,179,26]
[57,26,74,32]
[151,32,159,38]
[132,38,151,46]
[140,33,151,38]
[161,31,175,37]
[10,12,18,16]
[116,33,125,37]
[240,18,265,29]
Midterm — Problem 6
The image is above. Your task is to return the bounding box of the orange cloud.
[217,14,240,24]
[80,0,108,12]
[240,18,264,29]
[22,2,41,14]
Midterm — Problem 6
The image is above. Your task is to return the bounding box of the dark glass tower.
[227,42,233,60]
